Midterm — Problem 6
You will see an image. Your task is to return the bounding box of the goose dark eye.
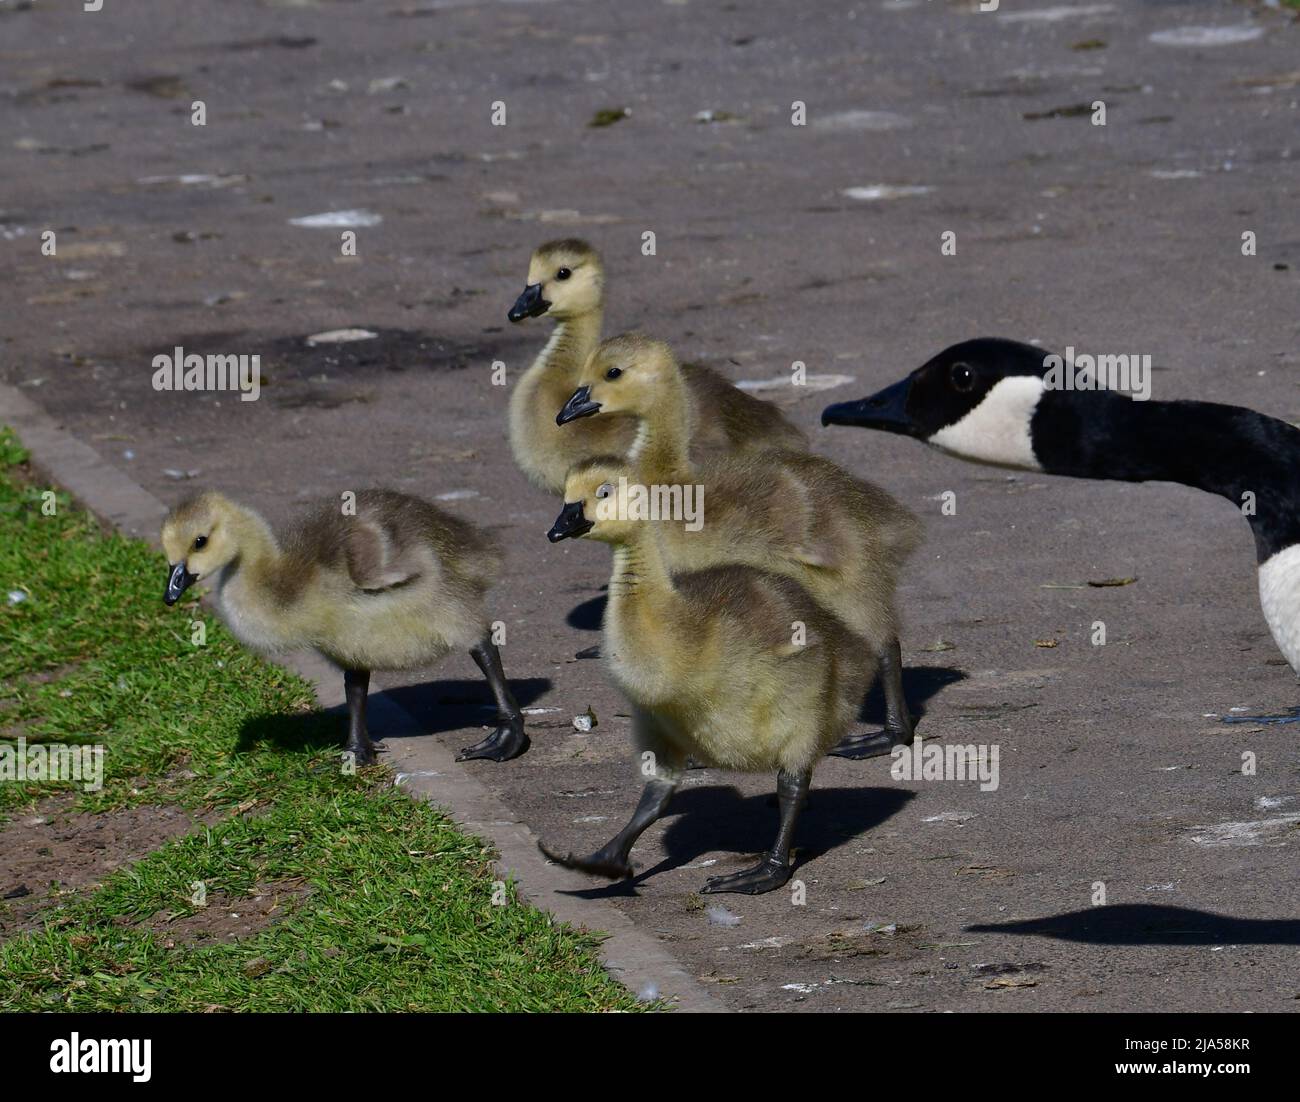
[596,483,613,500]
[605,367,623,381]
[193,535,208,550]
[949,363,975,392]
[556,267,572,280]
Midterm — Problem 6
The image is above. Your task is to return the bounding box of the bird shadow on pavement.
[968,904,1300,945]
[380,677,552,737]
[859,664,966,726]
[566,592,606,631]
[547,784,913,899]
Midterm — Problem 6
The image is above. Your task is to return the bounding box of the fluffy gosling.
[559,332,922,759]
[507,238,806,494]
[539,467,875,895]
[160,490,528,764]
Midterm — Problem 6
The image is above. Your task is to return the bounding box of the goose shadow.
[380,677,552,738]
[967,904,1300,946]
[236,710,345,755]
[860,664,966,726]
[233,677,552,754]
[566,592,606,632]
[550,784,913,899]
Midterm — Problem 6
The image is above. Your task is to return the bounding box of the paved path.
[2,0,1298,1010]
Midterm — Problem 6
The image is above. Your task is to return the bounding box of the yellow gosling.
[161,489,528,764]
[540,467,875,895]
[506,239,805,494]
[559,333,922,759]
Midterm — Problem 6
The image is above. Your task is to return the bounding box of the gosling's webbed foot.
[457,722,530,763]
[700,856,792,896]
[537,840,633,880]
[344,741,378,767]
[886,723,915,746]
[826,730,901,760]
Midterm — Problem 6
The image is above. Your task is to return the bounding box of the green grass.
[0,427,643,1011]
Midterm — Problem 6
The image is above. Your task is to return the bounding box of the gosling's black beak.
[556,385,602,426]
[164,562,197,606]
[821,376,919,437]
[508,283,550,323]
[548,501,594,543]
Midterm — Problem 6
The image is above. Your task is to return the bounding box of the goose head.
[508,238,604,323]
[822,338,1052,470]
[160,492,242,604]
[557,332,675,426]
[548,458,641,545]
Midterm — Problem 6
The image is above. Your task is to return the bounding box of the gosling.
[559,332,923,759]
[506,238,806,494]
[540,467,874,895]
[160,490,529,764]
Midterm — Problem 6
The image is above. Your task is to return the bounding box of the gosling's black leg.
[701,768,809,895]
[828,636,913,760]
[343,668,376,766]
[539,777,676,880]
[881,636,916,744]
[458,636,530,762]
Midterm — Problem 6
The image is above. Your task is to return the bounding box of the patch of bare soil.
[144,880,311,948]
[0,796,201,940]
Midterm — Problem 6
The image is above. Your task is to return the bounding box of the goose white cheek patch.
[1258,545,1300,675]
[928,375,1045,470]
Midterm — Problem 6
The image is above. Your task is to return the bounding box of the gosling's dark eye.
[596,483,613,500]
[556,267,572,281]
[949,363,975,392]
[193,535,208,550]
[605,367,623,381]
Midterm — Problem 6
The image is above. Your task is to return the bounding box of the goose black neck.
[1030,390,1300,563]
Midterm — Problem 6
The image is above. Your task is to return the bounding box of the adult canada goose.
[506,238,806,494]
[822,337,1300,675]
[540,466,875,894]
[160,490,529,764]
[559,333,923,758]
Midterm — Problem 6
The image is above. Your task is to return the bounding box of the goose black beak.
[556,385,602,426]
[508,283,550,323]
[548,501,594,543]
[164,562,197,606]
[821,377,919,437]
